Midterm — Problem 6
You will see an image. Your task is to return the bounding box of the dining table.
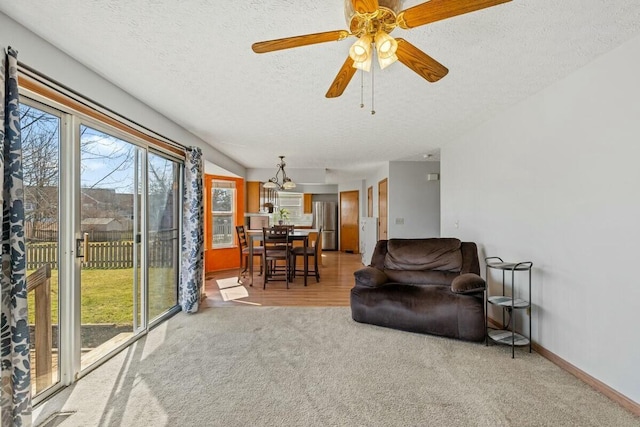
[246,228,317,287]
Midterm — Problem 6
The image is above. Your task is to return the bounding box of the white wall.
[0,12,245,177]
[388,161,440,238]
[441,34,640,403]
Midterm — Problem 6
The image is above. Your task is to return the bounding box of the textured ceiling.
[2,1,640,180]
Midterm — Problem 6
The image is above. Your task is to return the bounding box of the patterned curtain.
[0,48,31,426]
[180,146,204,313]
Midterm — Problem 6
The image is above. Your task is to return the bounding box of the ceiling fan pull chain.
[360,69,364,108]
[371,63,375,115]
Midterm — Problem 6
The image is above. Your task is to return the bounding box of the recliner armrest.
[354,267,389,288]
[451,273,486,294]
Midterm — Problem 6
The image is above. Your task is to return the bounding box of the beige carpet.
[33,307,639,426]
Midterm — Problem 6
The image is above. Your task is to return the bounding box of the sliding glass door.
[21,101,62,397]
[20,94,182,400]
[147,152,180,322]
[79,124,142,370]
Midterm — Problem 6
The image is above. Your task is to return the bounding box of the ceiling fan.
[252,0,512,98]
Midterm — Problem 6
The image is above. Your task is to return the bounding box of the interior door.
[339,190,359,253]
[378,178,388,241]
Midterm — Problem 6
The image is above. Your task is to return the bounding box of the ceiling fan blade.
[397,0,511,29]
[351,0,380,14]
[252,30,349,53]
[395,38,448,83]
[326,56,357,98]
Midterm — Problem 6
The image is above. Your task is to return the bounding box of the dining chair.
[235,225,263,284]
[291,226,322,286]
[262,226,291,289]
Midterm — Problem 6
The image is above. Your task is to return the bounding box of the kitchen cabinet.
[246,181,278,213]
[303,193,313,214]
[246,181,261,213]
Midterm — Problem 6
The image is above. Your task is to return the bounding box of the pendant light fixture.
[263,156,296,190]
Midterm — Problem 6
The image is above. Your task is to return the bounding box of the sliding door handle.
[76,233,90,261]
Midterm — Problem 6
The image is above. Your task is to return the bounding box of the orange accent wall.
[204,174,245,273]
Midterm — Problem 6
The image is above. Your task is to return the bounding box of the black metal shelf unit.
[485,257,533,358]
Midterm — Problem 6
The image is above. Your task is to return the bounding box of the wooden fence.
[27,236,177,270]
[83,241,134,269]
[27,243,59,270]
[27,227,133,242]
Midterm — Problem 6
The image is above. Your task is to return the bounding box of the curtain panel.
[180,146,204,313]
[1,47,32,426]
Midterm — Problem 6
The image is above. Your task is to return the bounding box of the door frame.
[378,178,388,241]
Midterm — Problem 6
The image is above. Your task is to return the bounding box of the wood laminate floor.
[204,251,364,307]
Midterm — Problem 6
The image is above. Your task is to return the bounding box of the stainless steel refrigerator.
[312,201,338,250]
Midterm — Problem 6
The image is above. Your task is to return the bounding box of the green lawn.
[27,267,177,325]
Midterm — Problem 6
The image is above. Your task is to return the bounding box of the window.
[212,180,236,248]
[277,191,304,223]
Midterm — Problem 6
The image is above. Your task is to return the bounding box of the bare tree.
[21,106,60,230]
[20,104,180,239]
[148,154,178,232]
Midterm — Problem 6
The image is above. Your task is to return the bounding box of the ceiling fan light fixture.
[349,34,372,63]
[377,52,398,69]
[353,53,372,72]
[374,31,398,59]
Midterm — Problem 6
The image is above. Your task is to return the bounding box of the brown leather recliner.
[351,238,486,342]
